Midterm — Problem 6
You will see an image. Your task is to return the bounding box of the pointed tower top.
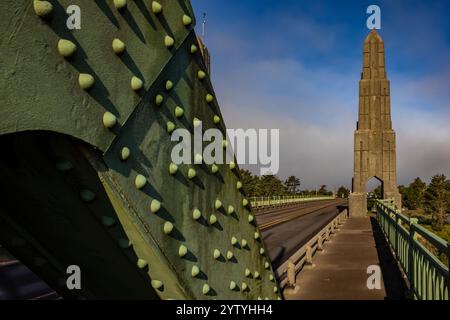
[364,29,383,43]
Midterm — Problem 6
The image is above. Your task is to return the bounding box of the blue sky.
[192,0,450,189]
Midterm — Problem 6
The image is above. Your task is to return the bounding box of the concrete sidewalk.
[283,217,407,300]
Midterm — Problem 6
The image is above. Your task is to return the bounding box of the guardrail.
[250,195,335,209]
[276,209,348,289]
[376,199,449,300]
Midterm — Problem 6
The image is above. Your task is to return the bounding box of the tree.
[317,185,332,196]
[258,174,287,196]
[423,174,450,230]
[407,177,427,210]
[337,186,350,198]
[239,169,259,196]
[285,176,301,194]
[373,185,383,199]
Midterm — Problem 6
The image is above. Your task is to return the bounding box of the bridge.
[0,1,449,300]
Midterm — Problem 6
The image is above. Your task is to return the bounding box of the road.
[257,199,348,269]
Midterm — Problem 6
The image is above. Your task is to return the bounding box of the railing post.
[317,234,324,251]
[306,246,313,265]
[287,260,296,287]
[408,218,418,299]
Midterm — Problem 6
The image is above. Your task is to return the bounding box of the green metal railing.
[250,195,335,209]
[376,199,449,300]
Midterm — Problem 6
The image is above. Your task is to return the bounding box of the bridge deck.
[283,216,408,300]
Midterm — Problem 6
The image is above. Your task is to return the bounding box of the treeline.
[399,174,450,231]
[239,169,342,197]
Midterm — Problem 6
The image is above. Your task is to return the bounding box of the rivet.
[202,284,210,295]
[137,259,148,269]
[174,106,184,118]
[211,164,219,174]
[273,286,278,293]
[265,297,269,300]
[248,214,254,223]
[178,245,188,257]
[112,38,126,54]
[182,14,192,26]
[33,0,53,17]
[209,214,217,225]
[197,70,206,80]
[155,94,164,106]
[114,0,127,10]
[194,154,203,164]
[164,35,175,48]
[226,251,233,260]
[150,199,161,213]
[231,237,238,246]
[166,121,175,134]
[206,94,214,103]
[229,281,237,291]
[193,117,202,128]
[57,39,77,58]
[215,199,222,210]
[151,1,162,14]
[103,112,117,128]
[193,209,201,220]
[260,247,265,255]
[222,140,228,149]
[269,274,274,281]
[169,162,178,175]
[118,238,131,249]
[163,81,173,92]
[241,282,248,291]
[241,239,248,247]
[227,205,234,215]
[213,115,221,124]
[229,161,236,170]
[120,147,130,161]
[101,216,115,227]
[242,198,249,207]
[264,261,270,269]
[151,280,164,291]
[80,189,96,202]
[245,269,251,277]
[191,265,200,277]
[254,271,260,279]
[187,168,196,179]
[254,232,260,240]
[236,181,243,190]
[257,297,262,300]
[78,73,94,90]
[56,160,73,172]
[163,221,174,234]
[135,174,147,189]
[213,249,221,259]
[131,76,143,91]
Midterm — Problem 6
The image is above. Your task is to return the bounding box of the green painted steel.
[0,0,280,300]
[251,195,335,209]
[376,200,449,300]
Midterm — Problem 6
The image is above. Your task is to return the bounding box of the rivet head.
[215,199,222,210]
[229,281,237,291]
[131,76,143,91]
[114,0,127,10]
[248,214,255,223]
[241,239,248,247]
[163,221,174,234]
[80,189,96,202]
[118,238,131,249]
[222,140,228,149]
[112,38,126,54]
[197,70,206,80]
[227,205,234,215]
[187,168,196,179]
[151,1,162,14]
[254,232,260,240]
[245,268,251,277]
[242,198,249,207]
[178,245,188,257]
[202,284,210,295]
[135,174,147,189]
[191,44,198,54]
[264,261,270,269]
[241,282,248,291]
[254,271,260,279]
[174,106,184,118]
[120,147,130,161]
[33,0,53,17]
[137,259,148,269]
[165,80,173,91]
[155,94,164,106]
[164,35,175,48]
[209,214,217,225]
[193,117,202,128]
[211,164,219,174]
[273,286,278,293]
[193,208,201,220]
[257,297,262,300]
[229,161,236,170]
[103,112,117,129]
[191,265,200,277]
[213,249,221,259]
[101,216,115,227]
[206,94,214,103]
[194,154,203,164]
[226,251,233,260]
[236,181,243,190]
[169,162,178,175]
[213,115,221,124]
[78,73,94,90]
[56,160,73,172]
[57,39,77,58]
[182,14,192,26]
[166,121,175,134]
[151,280,164,291]
[269,274,274,281]
[150,199,161,213]
[231,236,238,246]
[260,247,265,255]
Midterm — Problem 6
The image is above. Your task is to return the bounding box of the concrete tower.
[349,29,402,217]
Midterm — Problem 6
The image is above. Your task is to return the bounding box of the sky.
[192,0,450,190]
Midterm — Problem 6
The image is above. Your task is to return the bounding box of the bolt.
[166,121,175,134]
[151,280,164,291]
[242,198,249,207]
[120,147,130,161]
[78,73,94,90]
[213,249,221,259]
[254,271,260,279]
[182,14,192,26]
[187,168,196,179]
[197,70,206,80]
[213,115,221,124]
[209,214,217,225]
[254,232,260,240]
[236,181,243,190]
[260,247,265,255]
[165,80,173,91]
[229,281,237,291]
[202,284,210,295]
[206,94,214,103]
[112,38,126,54]
[241,282,248,291]
[241,239,247,248]
[215,199,222,210]
[164,36,175,48]
[178,245,188,257]
[226,251,233,260]
[248,214,254,223]
[264,261,270,269]
[137,259,148,269]
[211,164,219,174]
[227,205,234,215]
[245,269,251,277]
[169,162,178,175]
[174,106,184,118]
[190,44,198,54]
[191,265,200,277]
[151,1,162,14]
[131,76,143,91]
[135,174,147,189]
[231,237,238,246]
[193,209,201,220]
[150,199,161,213]
[33,0,53,17]
[57,39,77,58]
[155,94,164,106]
[229,161,236,170]
[103,112,117,129]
